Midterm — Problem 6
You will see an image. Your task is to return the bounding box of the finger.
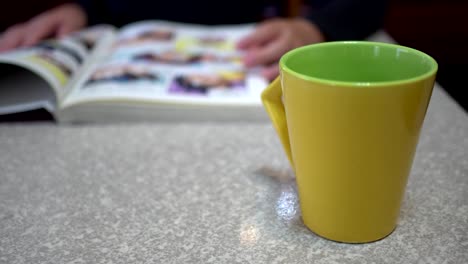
[261,63,280,81]
[22,15,61,46]
[242,46,260,66]
[237,22,280,50]
[0,25,27,52]
[245,35,289,66]
[57,21,79,37]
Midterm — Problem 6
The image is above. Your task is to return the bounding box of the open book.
[0,21,269,123]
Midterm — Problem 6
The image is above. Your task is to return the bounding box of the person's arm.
[238,0,388,80]
[307,0,388,41]
[0,3,87,52]
[237,18,325,79]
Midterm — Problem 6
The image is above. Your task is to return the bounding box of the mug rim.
[279,41,438,87]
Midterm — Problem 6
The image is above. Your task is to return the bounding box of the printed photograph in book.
[0,22,269,123]
[169,70,246,95]
[175,35,234,52]
[130,50,242,66]
[70,27,109,51]
[115,26,175,47]
[31,52,73,76]
[0,26,108,86]
[83,64,163,88]
[20,39,86,85]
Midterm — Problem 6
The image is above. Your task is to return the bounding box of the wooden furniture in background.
[287,0,303,17]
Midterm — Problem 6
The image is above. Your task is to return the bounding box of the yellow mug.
[262,41,437,243]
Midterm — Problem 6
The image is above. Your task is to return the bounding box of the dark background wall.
[1,0,467,112]
[384,0,468,112]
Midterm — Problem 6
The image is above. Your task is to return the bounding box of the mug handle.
[261,77,294,169]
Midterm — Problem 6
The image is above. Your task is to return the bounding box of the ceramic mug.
[261,41,437,243]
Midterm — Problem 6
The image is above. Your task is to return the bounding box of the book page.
[0,25,115,114]
[62,21,268,108]
[0,64,55,115]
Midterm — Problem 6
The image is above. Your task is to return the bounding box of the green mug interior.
[280,41,437,86]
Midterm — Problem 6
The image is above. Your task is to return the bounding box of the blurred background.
[385,0,468,113]
[1,0,467,112]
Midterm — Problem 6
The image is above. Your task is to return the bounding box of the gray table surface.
[1,29,468,263]
[1,83,467,263]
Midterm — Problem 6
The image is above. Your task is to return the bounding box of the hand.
[0,3,87,52]
[237,18,325,80]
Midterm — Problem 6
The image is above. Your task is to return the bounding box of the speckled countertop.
[1,84,467,263]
